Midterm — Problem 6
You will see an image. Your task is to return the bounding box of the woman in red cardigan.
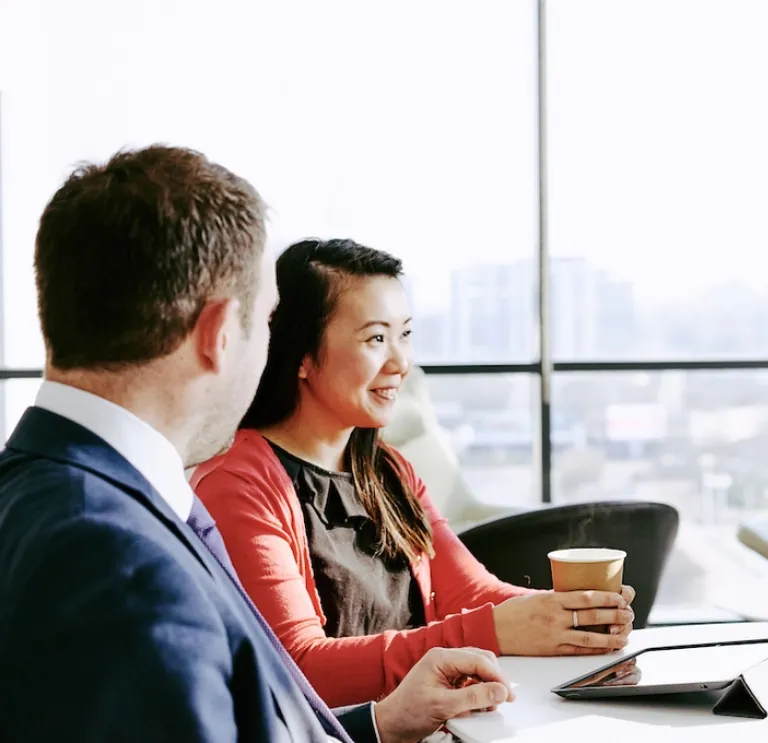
[192,238,635,708]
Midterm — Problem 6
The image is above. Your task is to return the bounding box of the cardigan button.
[430,591,436,600]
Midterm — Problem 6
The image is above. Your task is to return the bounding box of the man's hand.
[493,585,636,656]
[373,647,514,743]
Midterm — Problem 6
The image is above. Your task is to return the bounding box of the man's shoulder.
[0,453,259,740]
[0,450,185,588]
[0,451,223,645]
[0,447,133,528]
[0,448,88,525]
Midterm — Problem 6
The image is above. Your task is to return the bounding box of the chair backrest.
[457,501,680,629]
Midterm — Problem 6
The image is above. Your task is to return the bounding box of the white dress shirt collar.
[35,380,193,521]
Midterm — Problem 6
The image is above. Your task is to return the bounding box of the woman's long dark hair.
[241,238,434,563]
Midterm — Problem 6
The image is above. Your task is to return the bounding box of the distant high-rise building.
[450,261,533,361]
[594,273,636,358]
[550,257,598,360]
[447,257,636,361]
[414,312,451,361]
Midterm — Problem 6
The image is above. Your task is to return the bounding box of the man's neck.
[45,365,192,463]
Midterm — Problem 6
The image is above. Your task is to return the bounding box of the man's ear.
[193,298,241,374]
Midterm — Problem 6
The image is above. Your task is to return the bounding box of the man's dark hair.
[35,144,267,370]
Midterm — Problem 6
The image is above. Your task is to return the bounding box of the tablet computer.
[553,640,768,699]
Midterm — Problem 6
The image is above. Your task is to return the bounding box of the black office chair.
[457,501,679,629]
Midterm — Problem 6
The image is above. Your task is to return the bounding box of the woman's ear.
[298,357,309,380]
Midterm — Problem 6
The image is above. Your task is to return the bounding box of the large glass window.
[3,1,768,619]
[548,0,768,360]
[425,375,537,508]
[7,0,536,370]
[552,370,768,618]
[0,0,52,368]
[3,379,42,439]
[553,370,768,523]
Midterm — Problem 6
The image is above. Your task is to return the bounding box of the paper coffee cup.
[548,548,626,633]
[548,547,626,594]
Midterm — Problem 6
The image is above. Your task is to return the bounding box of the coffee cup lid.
[547,547,626,563]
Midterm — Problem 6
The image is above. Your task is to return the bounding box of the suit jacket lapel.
[7,407,328,743]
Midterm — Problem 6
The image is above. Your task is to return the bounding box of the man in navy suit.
[0,145,512,742]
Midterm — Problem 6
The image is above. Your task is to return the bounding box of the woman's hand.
[493,585,636,656]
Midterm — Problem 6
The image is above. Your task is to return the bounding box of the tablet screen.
[563,642,768,690]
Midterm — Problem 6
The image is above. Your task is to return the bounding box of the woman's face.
[299,275,412,430]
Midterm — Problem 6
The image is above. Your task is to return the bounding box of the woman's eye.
[368,334,385,343]
[402,329,412,339]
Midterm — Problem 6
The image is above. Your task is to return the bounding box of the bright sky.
[2,0,768,364]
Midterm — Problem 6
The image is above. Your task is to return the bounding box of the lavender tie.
[187,496,354,743]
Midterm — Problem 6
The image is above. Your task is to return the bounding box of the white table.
[447,622,768,742]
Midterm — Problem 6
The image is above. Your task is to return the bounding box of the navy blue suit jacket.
[0,407,375,742]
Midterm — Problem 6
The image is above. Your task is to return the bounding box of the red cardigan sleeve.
[194,435,532,708]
